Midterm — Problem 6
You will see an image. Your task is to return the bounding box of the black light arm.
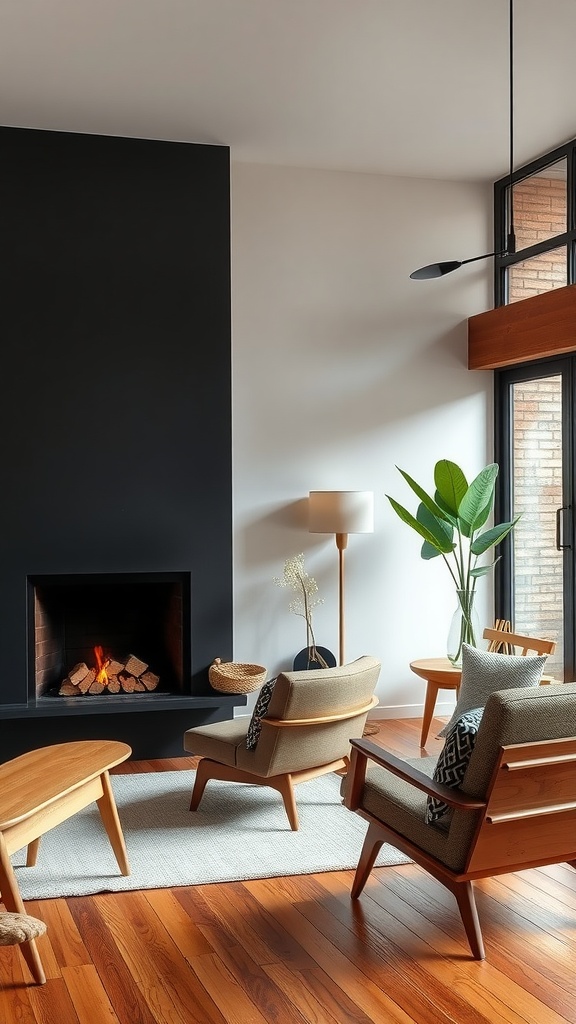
[409,250,507,280]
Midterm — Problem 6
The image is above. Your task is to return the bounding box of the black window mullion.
[494,137,576,305]
[569,147,576,282]
[493,370,513,621]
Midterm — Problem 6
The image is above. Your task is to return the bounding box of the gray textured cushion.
[438,643,547,738]
[183,718,249,766]
[426,707,483,824]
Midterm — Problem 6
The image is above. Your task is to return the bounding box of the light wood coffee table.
[409,658,461,748]
[0,739,131,984]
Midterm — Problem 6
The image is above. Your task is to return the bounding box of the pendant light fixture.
[410,0,516,280]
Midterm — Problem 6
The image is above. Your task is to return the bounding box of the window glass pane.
[511,158,567,251]
[508,246,567,303]
[511,376,564,680]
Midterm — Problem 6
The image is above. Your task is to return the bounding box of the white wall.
[231,162,494,720]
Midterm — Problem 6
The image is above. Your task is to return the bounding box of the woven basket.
[208,658,267,694]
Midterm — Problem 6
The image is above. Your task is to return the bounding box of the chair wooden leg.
[420,681,440,747]
[189,759,344,831]
[26,838,41,867]
[189,758,213,811]
[351,822,385,899]
[189,758,259,810]
[454,880,485,960]
[0,835,45,985]
[96,770,131,876]
[334,755,350,778]
[274,775,299,831]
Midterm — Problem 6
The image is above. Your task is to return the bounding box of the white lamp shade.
[308,491,374,535]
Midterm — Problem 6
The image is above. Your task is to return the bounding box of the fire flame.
[94,645,110,686]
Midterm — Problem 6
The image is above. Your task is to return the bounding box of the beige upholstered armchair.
[343,680,576,959]
[184,656,381,830]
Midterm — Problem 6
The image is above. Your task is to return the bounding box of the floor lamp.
[308,491,374,666]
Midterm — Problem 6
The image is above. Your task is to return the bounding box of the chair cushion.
[426,707,483,825]
[183,718,250,766]
[438,643,547,738]
[246,678,277,750]
[0,912,47,946]
[355,755,470,871]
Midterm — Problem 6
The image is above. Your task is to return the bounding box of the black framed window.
[494,137,576,307]
[495,356,576,682]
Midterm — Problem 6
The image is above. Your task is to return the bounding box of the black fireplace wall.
[0,127,233,706]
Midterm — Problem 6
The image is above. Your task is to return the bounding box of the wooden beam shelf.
[468,283,576,370]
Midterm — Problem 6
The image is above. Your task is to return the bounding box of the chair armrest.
[345,738,486,812]
[263,695,378,728]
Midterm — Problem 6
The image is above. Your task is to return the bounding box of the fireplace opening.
[28,572,191,701]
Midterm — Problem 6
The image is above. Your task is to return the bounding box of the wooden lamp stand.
[308,491,374,667]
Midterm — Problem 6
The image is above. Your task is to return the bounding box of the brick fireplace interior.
[30,572,190,699]
[0,126,242,760]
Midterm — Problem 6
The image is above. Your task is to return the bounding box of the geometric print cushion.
[426,707,484,825]
[246,677,277,750]
[438,642,547,738]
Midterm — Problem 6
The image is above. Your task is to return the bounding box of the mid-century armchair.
[344,679,576,959]
[184,656,381,830]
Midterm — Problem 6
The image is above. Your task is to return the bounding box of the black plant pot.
[292,646,337,671]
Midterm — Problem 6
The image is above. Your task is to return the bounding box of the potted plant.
[386,459,519,665]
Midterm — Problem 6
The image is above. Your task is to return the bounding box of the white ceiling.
[1,0,575,183]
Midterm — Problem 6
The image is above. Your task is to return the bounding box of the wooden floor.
[1,716,575,1023]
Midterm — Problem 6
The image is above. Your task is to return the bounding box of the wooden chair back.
[466,735,576,874]
[483,626,556,657]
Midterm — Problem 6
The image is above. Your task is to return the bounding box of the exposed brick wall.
[509,175,567,302]
[511,376,564,678]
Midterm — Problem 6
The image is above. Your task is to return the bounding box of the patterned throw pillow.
[438,642,547,738]
[426,707,484,825]
[246,678,277,750]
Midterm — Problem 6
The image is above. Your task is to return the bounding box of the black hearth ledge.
[0,692,246,720]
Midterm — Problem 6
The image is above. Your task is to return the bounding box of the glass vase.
[447,589,480,667]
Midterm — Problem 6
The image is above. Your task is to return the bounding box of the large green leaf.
[433,490,458,526]
[467,492,493,534]
[417,502,454,551]
[421,540,442,560]
[471,517,520,555]
[386,496,455,553]
[470,558,500,578]
[396,467,453,523]
[434,460,468,516]
[458,464,498,534]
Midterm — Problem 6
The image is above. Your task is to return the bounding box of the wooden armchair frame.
[190,694,378,831]
[345,732,576,959]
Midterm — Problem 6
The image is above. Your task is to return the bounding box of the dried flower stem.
[273,553,329,668]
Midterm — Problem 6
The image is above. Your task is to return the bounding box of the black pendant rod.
[410,0,515,280]
[507,0,516,254]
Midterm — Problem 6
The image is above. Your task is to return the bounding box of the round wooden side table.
[409,658,461,747]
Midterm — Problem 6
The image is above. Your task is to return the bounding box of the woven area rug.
[11,769,410,899]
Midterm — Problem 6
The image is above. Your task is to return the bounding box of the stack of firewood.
[59,654,160,696]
